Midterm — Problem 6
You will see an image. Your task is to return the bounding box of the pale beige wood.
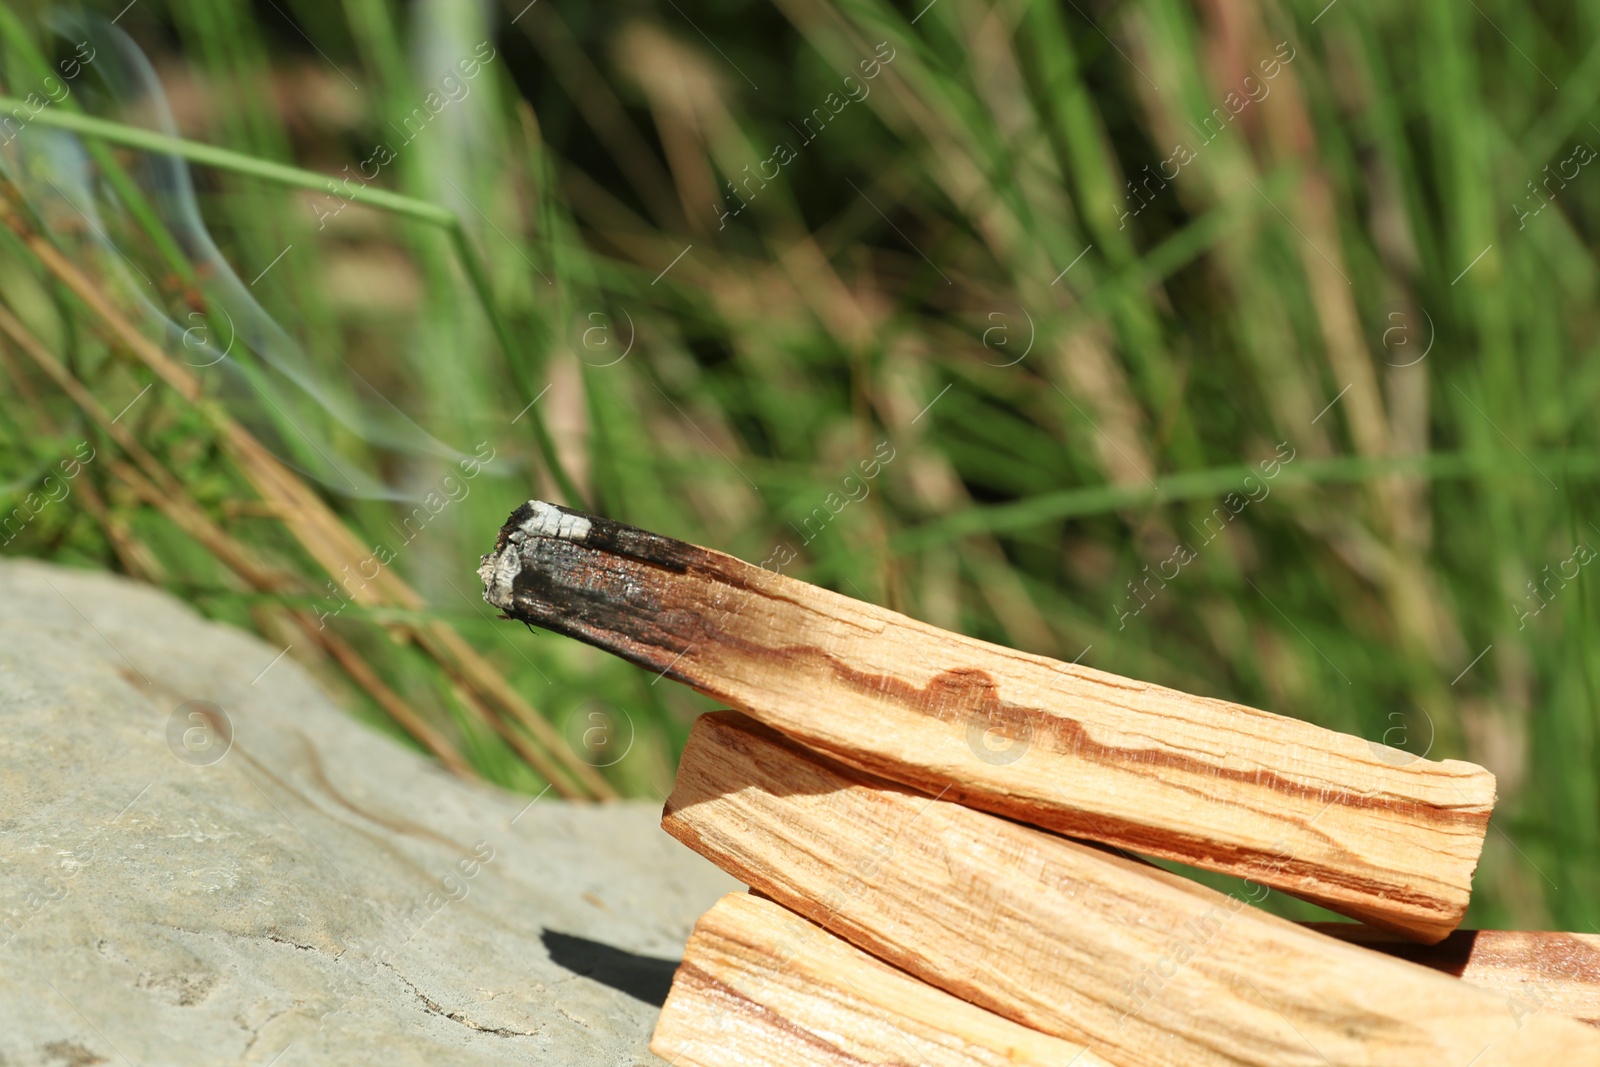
[481,501,1494,941]
[660,712,1600,1066]
[1308,924,1600,1027]
[651,892,1115,1067]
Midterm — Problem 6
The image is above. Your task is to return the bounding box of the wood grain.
[660,711,1600,1066]
[1309,924,1600,1027]
[481,500,1494,940]
[651,891,1115,1067]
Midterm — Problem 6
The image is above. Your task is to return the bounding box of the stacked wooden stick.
[481,501,1600,1066]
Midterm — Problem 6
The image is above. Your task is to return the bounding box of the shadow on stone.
[541,929,680,1007]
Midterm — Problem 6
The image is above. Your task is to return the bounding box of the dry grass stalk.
[7,215,610,798]
[0,299,478,776]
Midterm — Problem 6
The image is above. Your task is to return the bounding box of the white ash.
[479,502,592,606]
[516,501,592,543]
[477,546,522,607]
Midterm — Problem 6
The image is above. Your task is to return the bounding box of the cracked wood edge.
[1309,924,1600,1027]
[481,501,1494,941]
[650,892,1115,1067]
[659,712,1600,1067]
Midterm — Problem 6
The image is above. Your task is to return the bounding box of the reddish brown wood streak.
[815,657,1484,825]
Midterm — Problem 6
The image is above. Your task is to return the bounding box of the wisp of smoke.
[0,13,479,501]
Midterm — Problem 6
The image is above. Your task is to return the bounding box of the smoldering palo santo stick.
[479,499,1495,941]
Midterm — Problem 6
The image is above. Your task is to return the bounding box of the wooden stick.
[1308,924,1600,1027]
[660,712,1600,1066]
[651,892,1114,1067]
[481,500,1494,940]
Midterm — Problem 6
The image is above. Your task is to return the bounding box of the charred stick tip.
[478,500,595,610]
[477,499,702,618]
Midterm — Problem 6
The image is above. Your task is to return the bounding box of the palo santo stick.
[480,500,1494,940]
[1309,924,1600,1027]
[651,892,1115,1067]
[660,712,1600,1066]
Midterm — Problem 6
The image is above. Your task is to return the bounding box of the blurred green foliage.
[0,0,1596,931]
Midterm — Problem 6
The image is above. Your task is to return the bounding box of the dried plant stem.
[0,97,584,507]
[8,221,613,799]
[429,638,599,794]
[0,334,160,581]
[309,618,477,778]
[0,295,479,778]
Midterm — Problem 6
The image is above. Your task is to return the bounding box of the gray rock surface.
[0,559,740,1065]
